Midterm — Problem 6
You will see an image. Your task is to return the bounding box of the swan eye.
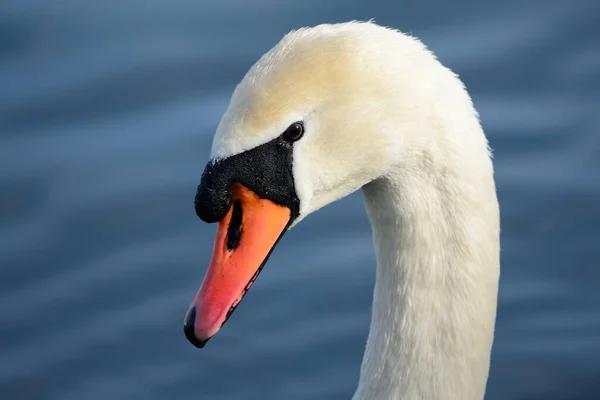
[282,122,304,142]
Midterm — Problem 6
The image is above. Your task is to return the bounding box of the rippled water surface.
[1,1,599,399]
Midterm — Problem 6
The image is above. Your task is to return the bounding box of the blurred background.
[1,0,599,399]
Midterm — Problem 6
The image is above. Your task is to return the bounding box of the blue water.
[1,1,599,399]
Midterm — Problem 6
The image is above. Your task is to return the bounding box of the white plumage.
[211,21,500,400]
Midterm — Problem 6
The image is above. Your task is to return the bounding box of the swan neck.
[353,169,500,400]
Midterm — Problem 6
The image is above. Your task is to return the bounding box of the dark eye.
[282,122,304,142]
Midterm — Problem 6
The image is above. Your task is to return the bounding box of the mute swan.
[184,21,500,400]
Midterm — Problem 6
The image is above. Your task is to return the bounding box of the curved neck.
[353,165,500,400]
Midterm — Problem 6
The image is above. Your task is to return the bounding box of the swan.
[183,21,500,400]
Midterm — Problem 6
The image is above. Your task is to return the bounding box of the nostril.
[226,201,243,251]
[183,306,210,348]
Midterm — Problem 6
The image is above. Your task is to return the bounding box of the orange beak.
[184,183,291,347]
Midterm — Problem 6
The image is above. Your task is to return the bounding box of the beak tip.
[186,332,211,349]
[183,306,212,349]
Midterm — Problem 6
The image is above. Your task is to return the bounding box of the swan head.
[184,21,485,347]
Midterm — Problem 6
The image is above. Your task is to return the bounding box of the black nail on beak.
[183,306,210,349]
